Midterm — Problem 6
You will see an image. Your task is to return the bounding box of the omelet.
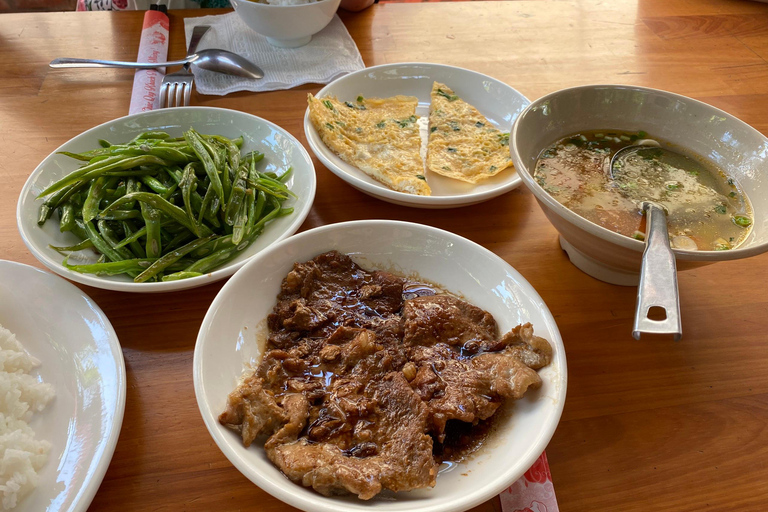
[426,82,513,184]
[308,94,431,196]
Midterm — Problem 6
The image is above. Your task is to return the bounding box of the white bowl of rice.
[230,0,342,48]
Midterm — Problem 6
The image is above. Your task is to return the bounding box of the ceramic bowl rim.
[193,219,567,512]
[510,83,768,261]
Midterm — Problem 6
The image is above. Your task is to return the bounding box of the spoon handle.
[50,57,191,69]
[633,202,682,340]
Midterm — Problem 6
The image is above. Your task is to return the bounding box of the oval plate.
[0,261,125,512]
[17,107,316,293]
[304,63,529,209]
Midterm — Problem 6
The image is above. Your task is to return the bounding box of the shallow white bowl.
[304,63,530,209]
[0,261,125,512]
[510,84,768,285]
[230,0,342,48]
[194,220,566,512]
[17,107,316,293]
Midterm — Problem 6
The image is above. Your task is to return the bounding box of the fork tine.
[168,82,179,108]
[175,81,184,108]
[159,82,168,108]
[183,81,192,107]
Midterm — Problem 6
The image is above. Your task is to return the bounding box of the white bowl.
[17,107,316,293]
[510,84,768,285]
[0,261,125,512]
[304,63,530,209]
[230,0,342,48]
[194,220,567,512]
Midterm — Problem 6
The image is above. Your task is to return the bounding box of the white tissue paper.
[183,12,365,95]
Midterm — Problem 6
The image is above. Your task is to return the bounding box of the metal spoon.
[50,49,264,80]
[610,145,685,341]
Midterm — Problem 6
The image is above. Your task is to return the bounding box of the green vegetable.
[322,99,334,110]
[344,101,366,111]
[430,126,437,133]
[714,205,727,215]
[498,133,510,147]
[733,215,752,228]
[416,175,426,181]
[436,89,458,102]
[37,131,296,282]
[356,95,364,103]
[376,121,386,129]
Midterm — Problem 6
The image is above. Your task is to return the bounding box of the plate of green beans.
[17,107,316,292]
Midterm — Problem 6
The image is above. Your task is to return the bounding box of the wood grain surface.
[1,1,768,511]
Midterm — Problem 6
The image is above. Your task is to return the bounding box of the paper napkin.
[183,12,365,96]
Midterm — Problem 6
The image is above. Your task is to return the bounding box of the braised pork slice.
[268,373,437,499]
[219,251,552,500]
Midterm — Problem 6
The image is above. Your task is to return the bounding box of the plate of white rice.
[0,261,125,511]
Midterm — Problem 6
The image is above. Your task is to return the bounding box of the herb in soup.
[534,130,753,251]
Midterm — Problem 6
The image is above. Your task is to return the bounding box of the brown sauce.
[219,252,552,499]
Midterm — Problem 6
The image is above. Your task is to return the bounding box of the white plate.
[303,63,530,208]
[17,107,316,293]
[194,220,566,512]
[0,261,125,512]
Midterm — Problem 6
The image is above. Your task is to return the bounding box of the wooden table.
[2,1,768,510]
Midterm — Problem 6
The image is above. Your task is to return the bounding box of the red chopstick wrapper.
[128,9,169,115]
[500,451,560,512]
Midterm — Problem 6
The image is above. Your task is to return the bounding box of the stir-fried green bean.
[37,130,297,282]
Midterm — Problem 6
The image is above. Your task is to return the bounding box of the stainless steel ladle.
[610,144,683,340]
[50,49,264,80]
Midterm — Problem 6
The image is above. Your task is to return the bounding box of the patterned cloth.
[500,452,560,512]
[76,0,229,10]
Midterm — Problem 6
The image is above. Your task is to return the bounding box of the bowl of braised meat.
[193,220,566,512]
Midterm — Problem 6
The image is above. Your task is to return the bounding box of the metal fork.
[160,25,211,108]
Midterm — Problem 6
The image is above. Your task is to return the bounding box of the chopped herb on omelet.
[426,81,514,183]
[437,89,458,102]
[308,93,430,196]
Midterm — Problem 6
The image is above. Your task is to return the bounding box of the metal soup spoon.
[50,49,265,80]
[609,144,692,341]
[610,143,737,340]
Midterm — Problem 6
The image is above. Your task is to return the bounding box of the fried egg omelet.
[426,82,513,184]
[308,94,431,196]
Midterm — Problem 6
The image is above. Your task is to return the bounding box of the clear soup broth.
[534,130,754,251]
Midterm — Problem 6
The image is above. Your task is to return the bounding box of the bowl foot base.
[266,35,312,48]
[559,236,639,286]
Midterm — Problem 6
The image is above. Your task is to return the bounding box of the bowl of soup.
[510,85,768,285]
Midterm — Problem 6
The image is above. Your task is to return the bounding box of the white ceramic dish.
[17,107,316,293]
[510,84,768,285]
[194,220,566,512]
[230,0,342,48]
[304,63,530,209]
[0,260,125,512]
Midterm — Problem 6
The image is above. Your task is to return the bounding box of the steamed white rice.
[0,325,54,510]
